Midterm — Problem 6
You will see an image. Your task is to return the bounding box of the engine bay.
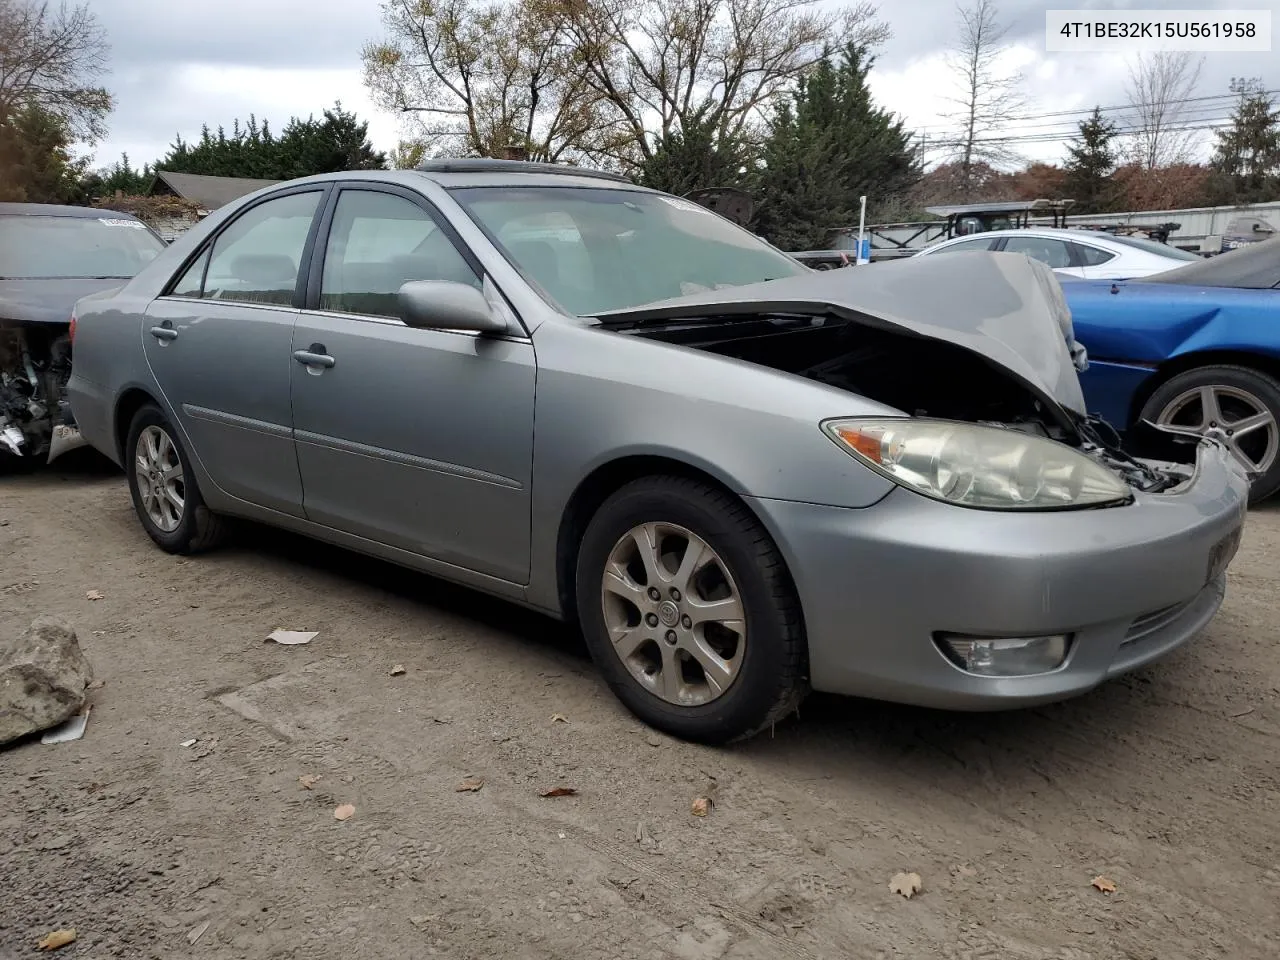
[0,322,75,461]
[618,311,1192,495]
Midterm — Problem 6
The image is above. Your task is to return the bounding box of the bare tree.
[1123,52,1204,169]
[0,0,112,141]
[550,0,890,164]
[362,0,629,163]
[944,0,1024,197]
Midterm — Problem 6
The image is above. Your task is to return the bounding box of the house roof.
[149,171,282,209]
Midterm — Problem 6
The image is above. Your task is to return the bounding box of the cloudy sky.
[89,0,1278,172]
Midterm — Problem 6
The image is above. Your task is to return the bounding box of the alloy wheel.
[1156,384,1279,476]
[135,424,186,533]
[600,522,746,706]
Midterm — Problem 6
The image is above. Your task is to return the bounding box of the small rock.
[0,617,93,745]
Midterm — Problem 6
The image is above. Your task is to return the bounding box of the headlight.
[823,418,1131,510]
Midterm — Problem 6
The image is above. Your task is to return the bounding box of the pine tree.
[0,105,89,202]
[1211,78,1280,203]
[636,114,752,198]
[153,103,387,180]
[751,43,918,251]
[1063,107,1119,214]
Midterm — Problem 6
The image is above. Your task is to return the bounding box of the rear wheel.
[125,404,227,553]
[575,476,808,743]
[1140,364,1280,504]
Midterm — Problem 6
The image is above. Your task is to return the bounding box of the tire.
[125,404,228,553]
[575,476,808,744]
[1139,364,1280,504]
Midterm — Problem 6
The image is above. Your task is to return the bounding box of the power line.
[991,88,1277,125]
[913,88,1280,140]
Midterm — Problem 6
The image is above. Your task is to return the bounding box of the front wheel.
[125,404,227,553]
[1139,364,1280,504]
[575,476,808,744]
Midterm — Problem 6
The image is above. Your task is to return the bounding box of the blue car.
[1063,237,1280,503]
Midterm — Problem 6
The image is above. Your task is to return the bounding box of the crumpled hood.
[596,251,1088,417]
[0,278,127,325]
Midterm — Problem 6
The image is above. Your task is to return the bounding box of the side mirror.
[397,280,508,334]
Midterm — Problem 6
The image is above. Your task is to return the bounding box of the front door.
[289,185,536,583]
[142,187,325,515]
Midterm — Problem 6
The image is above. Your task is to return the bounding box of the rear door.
[142,186,327,516]
[997,235,1080,276]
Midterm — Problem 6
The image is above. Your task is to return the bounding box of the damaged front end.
[0,322,83,464]
[594,253,1199,499]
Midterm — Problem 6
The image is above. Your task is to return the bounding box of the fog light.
[937,634,1071,677]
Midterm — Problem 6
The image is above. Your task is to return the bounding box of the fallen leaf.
[36,929,77,950]
[889,872,923,899]
[1092,875,1117,894]
[691,797,713,817]
[298,775,321,790]
[333,803,355,821]
[456,777,484,792]
[539,786,578,798]
[187,920,210,945]
[85,590,103,601]
[390,664,406,676]
[551,713,569,723]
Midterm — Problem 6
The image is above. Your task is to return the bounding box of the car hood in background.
[0,278,128,325]
[595,251,1088,417]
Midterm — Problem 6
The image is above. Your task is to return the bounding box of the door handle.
[149,324,178,342]
[293,349,336,369]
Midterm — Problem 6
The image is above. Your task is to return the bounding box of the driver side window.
[319,190,480,319]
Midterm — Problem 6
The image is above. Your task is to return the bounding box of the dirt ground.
[2,452,1278,960]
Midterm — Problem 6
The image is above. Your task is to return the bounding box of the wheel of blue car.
[575,475,808,744]
[125,404,228,554]
[1140,364,1280,504]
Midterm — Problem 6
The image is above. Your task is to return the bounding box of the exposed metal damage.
[0,323,83,463]
[598,252,1207,499]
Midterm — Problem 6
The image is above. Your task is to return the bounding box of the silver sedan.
[66,162,1249,743]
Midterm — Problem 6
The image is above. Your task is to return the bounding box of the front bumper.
[748,440,1248,709]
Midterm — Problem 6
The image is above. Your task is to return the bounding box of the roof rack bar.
[414,159,633,183]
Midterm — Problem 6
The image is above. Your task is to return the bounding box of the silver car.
[67,162,1249,743]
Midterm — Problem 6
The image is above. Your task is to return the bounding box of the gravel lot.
[3,452,1278,960]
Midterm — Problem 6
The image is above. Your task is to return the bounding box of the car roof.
[938,227,1140,247]
[245,163,659,194]
[1137,234,1280,289]
[0,202,144,220]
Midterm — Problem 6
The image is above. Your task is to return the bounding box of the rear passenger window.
[319,190,480,319]
[1072,243,1116,266]
[1001,236,1072,269]
[200,191,322,305]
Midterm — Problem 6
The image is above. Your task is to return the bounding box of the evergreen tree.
[0,105,89,203]
[751,43,918,251]
[1211,78,1280,203]
[80,153,153,198]
[154,103,387,180]
[1062,106,1119,214]
[636,114,752,198]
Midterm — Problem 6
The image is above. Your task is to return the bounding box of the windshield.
[1101,233,1201,260]
[449,186,808,315]
[0,214,165,279]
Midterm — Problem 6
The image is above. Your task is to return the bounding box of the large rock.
[0,617,92,745]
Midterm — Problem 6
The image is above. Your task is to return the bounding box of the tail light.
[69,309,77,343]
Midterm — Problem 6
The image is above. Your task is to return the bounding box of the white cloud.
[86,0,1280,172]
